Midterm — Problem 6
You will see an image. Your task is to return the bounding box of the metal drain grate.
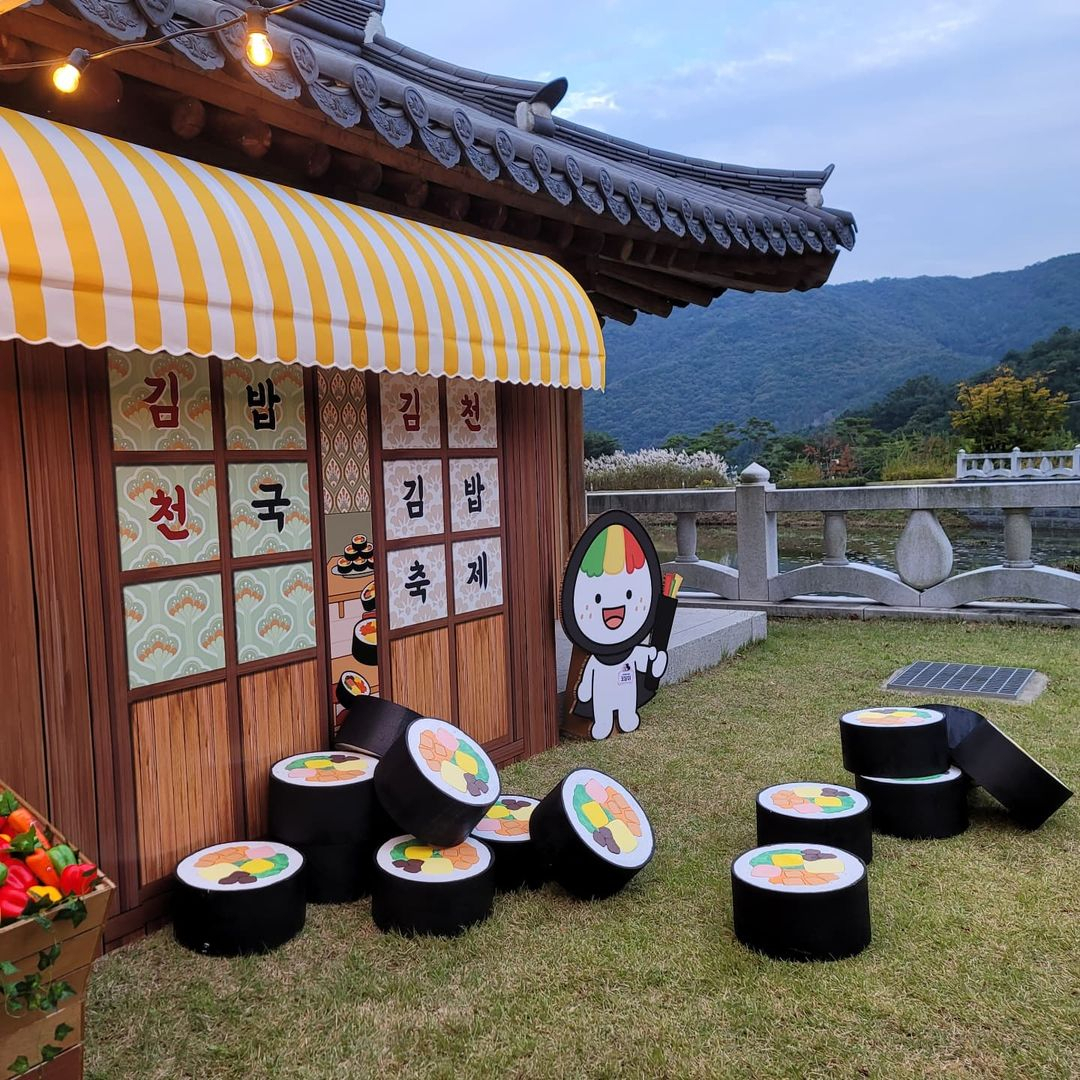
[887,661,1037,701]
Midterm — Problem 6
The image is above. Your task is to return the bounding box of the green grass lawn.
[85,621,1078,1079]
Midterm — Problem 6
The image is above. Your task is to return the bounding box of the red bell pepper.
[0,861,6,887]
[0,857,35,891]
[0,882,29,921]
[25,849,60,889]
[59,862,99,897]
[5,809,48,848]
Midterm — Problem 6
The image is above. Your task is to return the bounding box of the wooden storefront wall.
[0,340,584,942]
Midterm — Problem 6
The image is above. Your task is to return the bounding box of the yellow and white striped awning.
[0,108,605,389]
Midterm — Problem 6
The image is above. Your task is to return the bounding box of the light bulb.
[245,11,273,67]
[52,49,89,94]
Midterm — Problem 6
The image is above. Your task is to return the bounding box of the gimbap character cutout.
[560,511,669,740]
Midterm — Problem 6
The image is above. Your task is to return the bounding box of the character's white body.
[576,644,668,740]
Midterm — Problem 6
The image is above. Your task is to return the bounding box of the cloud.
[559,89,620,120]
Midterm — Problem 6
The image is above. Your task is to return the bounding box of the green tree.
[661,433,694,451]
[951,367,1069,452]
[584,430,620,459]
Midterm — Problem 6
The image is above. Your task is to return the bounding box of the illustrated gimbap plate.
[731,843,870,961]
[343,544,363,562]
[946,715,1072,828]
[471,795,545,891]
[856,767,968,839]
[269,751,378,845]
[352,618,378,664]
[371,834,494,936]
[336,670,371,708]
[361,580,377,613]
[840,706,948,778]
[352,533,374,556]
[756,782,872,863]
[174,841,306,956]
[333,557,361,577]
[375,718,500,846]
[530,769,653,899]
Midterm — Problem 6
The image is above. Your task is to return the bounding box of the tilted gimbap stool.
[335,695,422,759]
[840,706,948,779]
[856,768,968,839]
[731,843,870,961]
[471,795,545,891]
[174,840,306,956]
[920,702,986,753]
[756,782,872,863]
[942,712,1072,828]
[530,768,654,900]
[375,717,499,846]
[268,751,379,903]
[371,834,495,936]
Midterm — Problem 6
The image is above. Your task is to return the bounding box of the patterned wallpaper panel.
[379,372,441,450]
[123,575,226,689]
[447,381,498,449]
[228,462,312,558]
[234,562,317,663]
[108,349,214,452]
[317,369,370,514]
[448,457,501,533]
[452,537,504,614]
[385,544,447,629]
[382,459,445,540]
[222,359,306,451]
[115,464,220,571]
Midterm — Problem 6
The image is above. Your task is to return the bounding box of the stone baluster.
[1002,508,1034,568]
[895,510,953,590]
[822,511,849,566]
[674,512,700,563]
[736,462,777,601]
[955,448,967,480]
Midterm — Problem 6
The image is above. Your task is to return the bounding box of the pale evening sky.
[383,0,1080,283]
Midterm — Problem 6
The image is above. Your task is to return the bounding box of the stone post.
[955,448,966,480]
[736,462,777,601]
[822,511,849,566]
[674,512,700,563]
[1002,508,1034,568]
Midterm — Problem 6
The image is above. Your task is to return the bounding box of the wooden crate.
[1,782,114,1080]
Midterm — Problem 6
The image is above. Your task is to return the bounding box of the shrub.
[880,435,955,482]
[584,448,733,490]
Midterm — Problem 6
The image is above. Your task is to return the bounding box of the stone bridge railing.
[956,446,1080,480]
[587,465,1080,613]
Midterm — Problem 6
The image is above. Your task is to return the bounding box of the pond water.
[648,521,1079,575]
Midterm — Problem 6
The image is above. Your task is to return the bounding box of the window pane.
[228,462,312,557]
[382,459,445,540]
[447,382,497,449]
[222,360,306,451]
[452,537,503,614]
[448,457,500,532]
[379,372,441,450]
[234,562,316,662]
[386,544,447,629]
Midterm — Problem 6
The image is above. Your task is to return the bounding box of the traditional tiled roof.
[48,0,856,264]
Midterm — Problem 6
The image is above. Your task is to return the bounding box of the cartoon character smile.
[602,605,626,629]
[560,511,668,740]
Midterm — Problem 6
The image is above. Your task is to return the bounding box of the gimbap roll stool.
[840,706,948,779]
[375,718,500,846]
[731,843,870,961]
[756,782,872,863]
[335,696,421,758]
[920,702,986,752]
[371,834,494,936]
[530,769,654,900]
[855,768,968,839]
[946,714,1072,828]
[268,751,379,902]
[471,795,545,891]
[174,840,306,956]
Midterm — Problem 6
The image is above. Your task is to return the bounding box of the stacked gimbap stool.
[174,695,657,951]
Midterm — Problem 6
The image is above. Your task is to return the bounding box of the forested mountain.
[587,254,1080,450]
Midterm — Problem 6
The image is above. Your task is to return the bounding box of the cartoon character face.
[561,512,661,656]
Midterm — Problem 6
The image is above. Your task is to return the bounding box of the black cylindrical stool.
[471,795,545,891]
[371,834,494,937]
[174,841,306,956]
[856,768,969,839]
[947,715,1072,829]
[840,706,948,778]
[756,782,873,863]
[530,768,654,900]
[335,696,421,758]
[731,843,870,961]
[375,718,499,846]
[268,750,379,902]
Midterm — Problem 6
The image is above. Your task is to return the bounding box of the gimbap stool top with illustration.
[376,835,493,881]
[756,782,872,863]
[473,795,538,844]
[472,795,545,891]
[840,706,948,778]
[271,751,377,787]
[176,841,303,890]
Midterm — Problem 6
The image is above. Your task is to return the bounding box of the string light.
[52,49,89,94]
[0,0,309,93]
[245,10,273,68]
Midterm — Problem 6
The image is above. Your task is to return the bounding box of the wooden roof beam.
[594,275,673,318]
[589,293,637,326]
[596,261,720,308]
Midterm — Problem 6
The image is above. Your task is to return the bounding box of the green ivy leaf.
[9,829,41,855]
[40,1044,62,1062]
[37,944,61,971]
[6,1055,30,1075]
[0,960,17,977]
[30,912,53,931]
[54,1022,74,1041]
[0,790,19,816]
[52,899,87,928]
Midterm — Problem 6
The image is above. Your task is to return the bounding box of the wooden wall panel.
[389,628,452,721]
[0,342,47,809]
[238,659,323,836]
[16,342,99,859]
[132,682,240,886]
[455,615,509,745]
